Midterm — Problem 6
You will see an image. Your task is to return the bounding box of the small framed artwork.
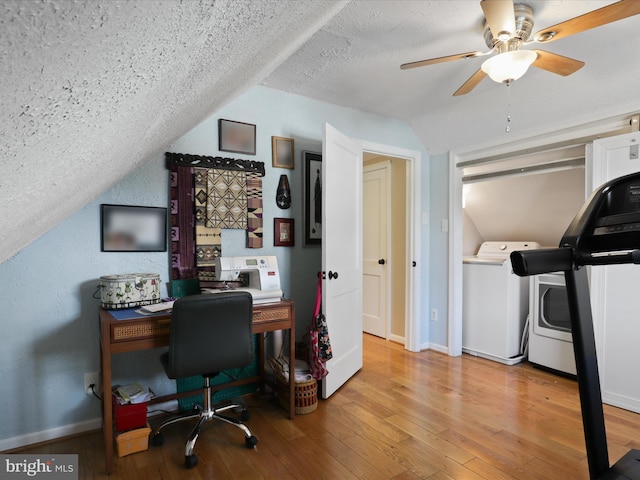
[219,119,256,155]
[272,136,295,169]
[274,218,294,247]
[302,151,322,246]
[101,204,167,252]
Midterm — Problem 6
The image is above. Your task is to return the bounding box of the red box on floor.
[112,395,147,432]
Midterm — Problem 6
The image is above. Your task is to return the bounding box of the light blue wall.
[0,85,441,447]
[172,86,431,340]
[0,155,174,447]
[428,153,450,347]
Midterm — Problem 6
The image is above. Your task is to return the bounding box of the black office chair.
[151,292,258,469]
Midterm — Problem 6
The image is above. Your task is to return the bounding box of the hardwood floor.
[12,333,640,479]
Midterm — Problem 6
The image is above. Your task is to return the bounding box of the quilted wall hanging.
[166,152,265,281]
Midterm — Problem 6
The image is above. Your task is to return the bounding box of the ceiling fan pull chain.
[504,79,512,133]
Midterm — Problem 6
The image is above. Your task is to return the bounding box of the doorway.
[363,154,407,343]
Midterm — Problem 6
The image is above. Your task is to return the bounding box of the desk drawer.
[253,306,290,324]
[111,318,170,342]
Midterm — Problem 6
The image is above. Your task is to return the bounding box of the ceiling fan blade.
[534,0,640,43]
[400,51,485,70]
[532,50,585,76]
[453,69,487,96]
[480,0,516,40]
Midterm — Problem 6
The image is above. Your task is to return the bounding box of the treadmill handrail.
[510,247,573,277]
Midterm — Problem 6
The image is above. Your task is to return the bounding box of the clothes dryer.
[529,272,576,375]
[462,241,540,365]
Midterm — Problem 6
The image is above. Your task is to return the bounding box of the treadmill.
[511,171,640,480]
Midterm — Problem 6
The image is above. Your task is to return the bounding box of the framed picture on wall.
[302,151,322,246]
[101,204,167,252]
[272,136,295,169]
[218,119,256,155]
[274,218,294,247]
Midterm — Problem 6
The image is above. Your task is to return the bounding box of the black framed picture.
[302,151,322,246]
[218,118,256,155]
[101,204,167,252]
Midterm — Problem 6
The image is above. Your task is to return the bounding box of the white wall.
[0,85,433,448]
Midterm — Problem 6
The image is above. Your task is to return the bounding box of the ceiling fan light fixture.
[481,50,537,83]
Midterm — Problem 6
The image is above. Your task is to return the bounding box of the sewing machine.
[202,256,283,304]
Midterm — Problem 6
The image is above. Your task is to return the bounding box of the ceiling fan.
[401,0,640,96]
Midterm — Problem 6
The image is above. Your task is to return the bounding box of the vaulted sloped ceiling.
[0,0,347,265]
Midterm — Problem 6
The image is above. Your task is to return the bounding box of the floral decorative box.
[100,273,161,309]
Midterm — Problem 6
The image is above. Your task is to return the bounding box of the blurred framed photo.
[101,204,167,252]
[219,119,256,155]
[272,136,294,169]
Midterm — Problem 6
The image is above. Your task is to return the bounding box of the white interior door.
[363,163,389,338]
[321,123,363,399]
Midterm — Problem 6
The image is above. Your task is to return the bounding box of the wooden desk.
[99,299,295,474]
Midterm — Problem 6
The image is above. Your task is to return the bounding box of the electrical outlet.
[431,308,438,321]
[84,371,99,396]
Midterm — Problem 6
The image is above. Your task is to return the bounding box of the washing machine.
[463,241,540,365]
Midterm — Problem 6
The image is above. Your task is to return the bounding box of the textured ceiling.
[3,0,640,265]
[264,0,640,154]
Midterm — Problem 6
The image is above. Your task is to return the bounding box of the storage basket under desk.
[275,374,317,415]
[269,358,317,415]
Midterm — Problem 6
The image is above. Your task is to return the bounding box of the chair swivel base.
[151,389,258,469]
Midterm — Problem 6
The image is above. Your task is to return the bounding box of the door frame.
[362,141,422,352]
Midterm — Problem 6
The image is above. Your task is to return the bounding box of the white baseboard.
[0,418,101,452]
[0,399,180,452]
[146,400,179,416]
[603,392,640,415]
[426,343,448,354]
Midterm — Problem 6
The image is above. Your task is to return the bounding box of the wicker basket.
[276,374,318,415]
[269,357,318,415]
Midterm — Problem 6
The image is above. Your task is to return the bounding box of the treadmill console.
[562,172,640,255]
[511,172,640,277]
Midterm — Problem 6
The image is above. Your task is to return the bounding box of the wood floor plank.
[395,437,485,480]
[384,413,475,465]
[341,431,412,478]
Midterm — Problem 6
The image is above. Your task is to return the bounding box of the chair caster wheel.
[185,454,198,469]
[151,433,164,446]
[240,409,250,421]
[245,435,258,448]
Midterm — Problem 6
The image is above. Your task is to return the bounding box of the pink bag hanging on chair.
[309,274,331,380]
